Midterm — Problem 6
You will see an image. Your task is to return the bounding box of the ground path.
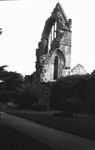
[1,112,95,150]
[1,123,55,150]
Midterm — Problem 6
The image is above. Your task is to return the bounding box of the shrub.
[31,81,52,110]
[0,90,10,103]
[18,90,38,109]
[82,75,95,113]
[62,96,83,115]
[50,74,89,111]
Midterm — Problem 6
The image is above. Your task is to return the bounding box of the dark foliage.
[31,81,52,110]
[18,90,38,108]
[0,65,24,103]
[50,74,90,114]
[82,73,95,113]
[1,63,95,113]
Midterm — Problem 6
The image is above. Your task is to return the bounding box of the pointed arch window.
[48,21,57,52]
[54,55,59,80]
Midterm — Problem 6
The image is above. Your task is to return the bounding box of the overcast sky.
[0,0,95,75]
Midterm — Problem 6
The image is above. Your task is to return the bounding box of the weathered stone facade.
[36,3,72,82]
[68,64,87,75]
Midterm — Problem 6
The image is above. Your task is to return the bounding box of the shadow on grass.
[1,123,55,150]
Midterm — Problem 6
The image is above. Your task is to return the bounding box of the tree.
[0,65,24,103]
[0,65,8,81]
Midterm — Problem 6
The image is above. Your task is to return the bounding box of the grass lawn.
[1,123,55,150]
[1,105,95,141]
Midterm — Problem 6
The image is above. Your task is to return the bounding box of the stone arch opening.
[54,55,59,80]
[52,49,65,80]
[44,18,57,54]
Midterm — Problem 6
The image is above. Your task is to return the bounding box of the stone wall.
[35,3,72,82]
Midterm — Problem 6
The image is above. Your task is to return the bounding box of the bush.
[0,90,10,103]
[18,90,38,109]
[51,75,83,109]
[62,96,83,115]
[50,74,90,112]
[31,81,52,110]
[82,75,95,113]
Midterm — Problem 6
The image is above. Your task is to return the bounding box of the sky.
[0,0,95,75]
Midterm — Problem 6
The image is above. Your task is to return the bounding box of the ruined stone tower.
[36,3,72,82]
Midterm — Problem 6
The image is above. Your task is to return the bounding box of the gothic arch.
[51,48,65,80]
[54,55,59,79]
[43,17,57,54]
[44,17,56,36]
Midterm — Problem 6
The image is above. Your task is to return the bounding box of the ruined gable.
[69,64,87,75]
[36,3,72,82]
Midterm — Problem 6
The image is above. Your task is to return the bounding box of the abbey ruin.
[36,3,72,82]
[35,3,86,82]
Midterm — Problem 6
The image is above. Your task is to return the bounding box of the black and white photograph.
[1,0,95,150]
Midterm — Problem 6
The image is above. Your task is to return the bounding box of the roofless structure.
[36,3,72,82]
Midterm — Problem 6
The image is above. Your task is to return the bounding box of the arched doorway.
[54,55,59,80]
[51,49,65,80]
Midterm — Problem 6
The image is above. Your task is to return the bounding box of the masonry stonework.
[36,3,72,82]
